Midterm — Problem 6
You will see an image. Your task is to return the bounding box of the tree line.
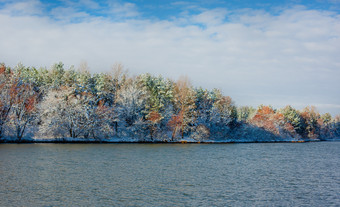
[0,62,339,142]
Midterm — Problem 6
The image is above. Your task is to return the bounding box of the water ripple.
[0,142,339,206]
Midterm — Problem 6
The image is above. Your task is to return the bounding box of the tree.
[10,80,38,140]
[94,64,128,106]
[321,113,332,126]
[250,105,292,137]
[146,111,162,140]
[300,106,321,139]
[332,115,340,138]
[139,73,174,140]
[319,113,333,139]
[0,64,14,139]
[115,79,148,139]
[237,106,256,123]
[192,88,215,140]
[39,88,72,138]
[209,90,237,138]
[169,76,196,140]
[1,61,339,142]
[280,105,305,135]
[63,67,78,87]
[111,63,128,92]
[39,87,113,139]
[49,62,65,88]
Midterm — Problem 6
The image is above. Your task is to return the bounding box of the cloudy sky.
[1,0,340,115]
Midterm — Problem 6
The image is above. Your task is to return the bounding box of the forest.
[0,62,339,143]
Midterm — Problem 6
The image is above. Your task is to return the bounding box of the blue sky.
[4,0,339,20]
[27,0,340,18]
[1,0,340,115]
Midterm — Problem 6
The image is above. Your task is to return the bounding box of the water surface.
[0,142,339,206]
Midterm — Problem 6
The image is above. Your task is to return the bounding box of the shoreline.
[0,139,330,144]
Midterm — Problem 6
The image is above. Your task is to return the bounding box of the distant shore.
[1,138,330,144]
[1,63,339,144]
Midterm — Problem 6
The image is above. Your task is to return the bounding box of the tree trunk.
[114,122,118,134]
[0,124,4,139]
[150,126,153,141]
[69,128,73,138]
[171,125,178,141]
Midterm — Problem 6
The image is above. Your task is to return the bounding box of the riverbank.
[0,137,330,144]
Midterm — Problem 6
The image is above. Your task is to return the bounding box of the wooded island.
[0,62,339,143]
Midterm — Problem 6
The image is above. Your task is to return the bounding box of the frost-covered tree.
[194,88,214,124]
[110,63,128,94]
[209,90,237,138]
[32,67,50,89]
[63,67,78,87]
[77,61,106,95]
[169,76,196,140]
[300,106,321,139]
[249,105,299,139]
[193,89,237,140]
[320,123,331,139]
[321,113,332,125]
[318,113,334,139]
[115,79,148,139]
[10,80,38,140]
[39,87,113,139]
[139,73,174,140]
[332,115,340,138]
[39,88,68,138]
[0,64,14,139]
[237,106,256,123]
[94,73,112,99]
[13,63,37,85]
[280,105,305,136]
[47,62,66,88]
[1,61,339,142]
[191,88,215,140]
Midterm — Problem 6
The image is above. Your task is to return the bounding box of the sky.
[0,0,340,115]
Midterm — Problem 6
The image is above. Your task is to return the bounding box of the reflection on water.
[0,142,339,206]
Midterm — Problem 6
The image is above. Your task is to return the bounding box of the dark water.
[0,142,339,207]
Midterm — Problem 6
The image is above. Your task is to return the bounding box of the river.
[0,142,339,206]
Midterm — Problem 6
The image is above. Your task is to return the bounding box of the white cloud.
[0,1,339,114]
[108,1,139,18]
[191,8,228,25]
[0,0,43,16]
[50,6,90,22]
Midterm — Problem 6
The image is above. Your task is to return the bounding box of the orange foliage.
[9,81,19,100]
[98,99,105,107]
[148,111,161,123]
[168,111,184,129]
[95,99,111,120]
[168,110,184,139]
[24,95,37,113]
[252,106,275,124]
[0,65,5,74]
[8,81,38,114]
[284,123,295,134]
[258,105,275,115]
[300,106,319,121]
[250,106,287,135]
